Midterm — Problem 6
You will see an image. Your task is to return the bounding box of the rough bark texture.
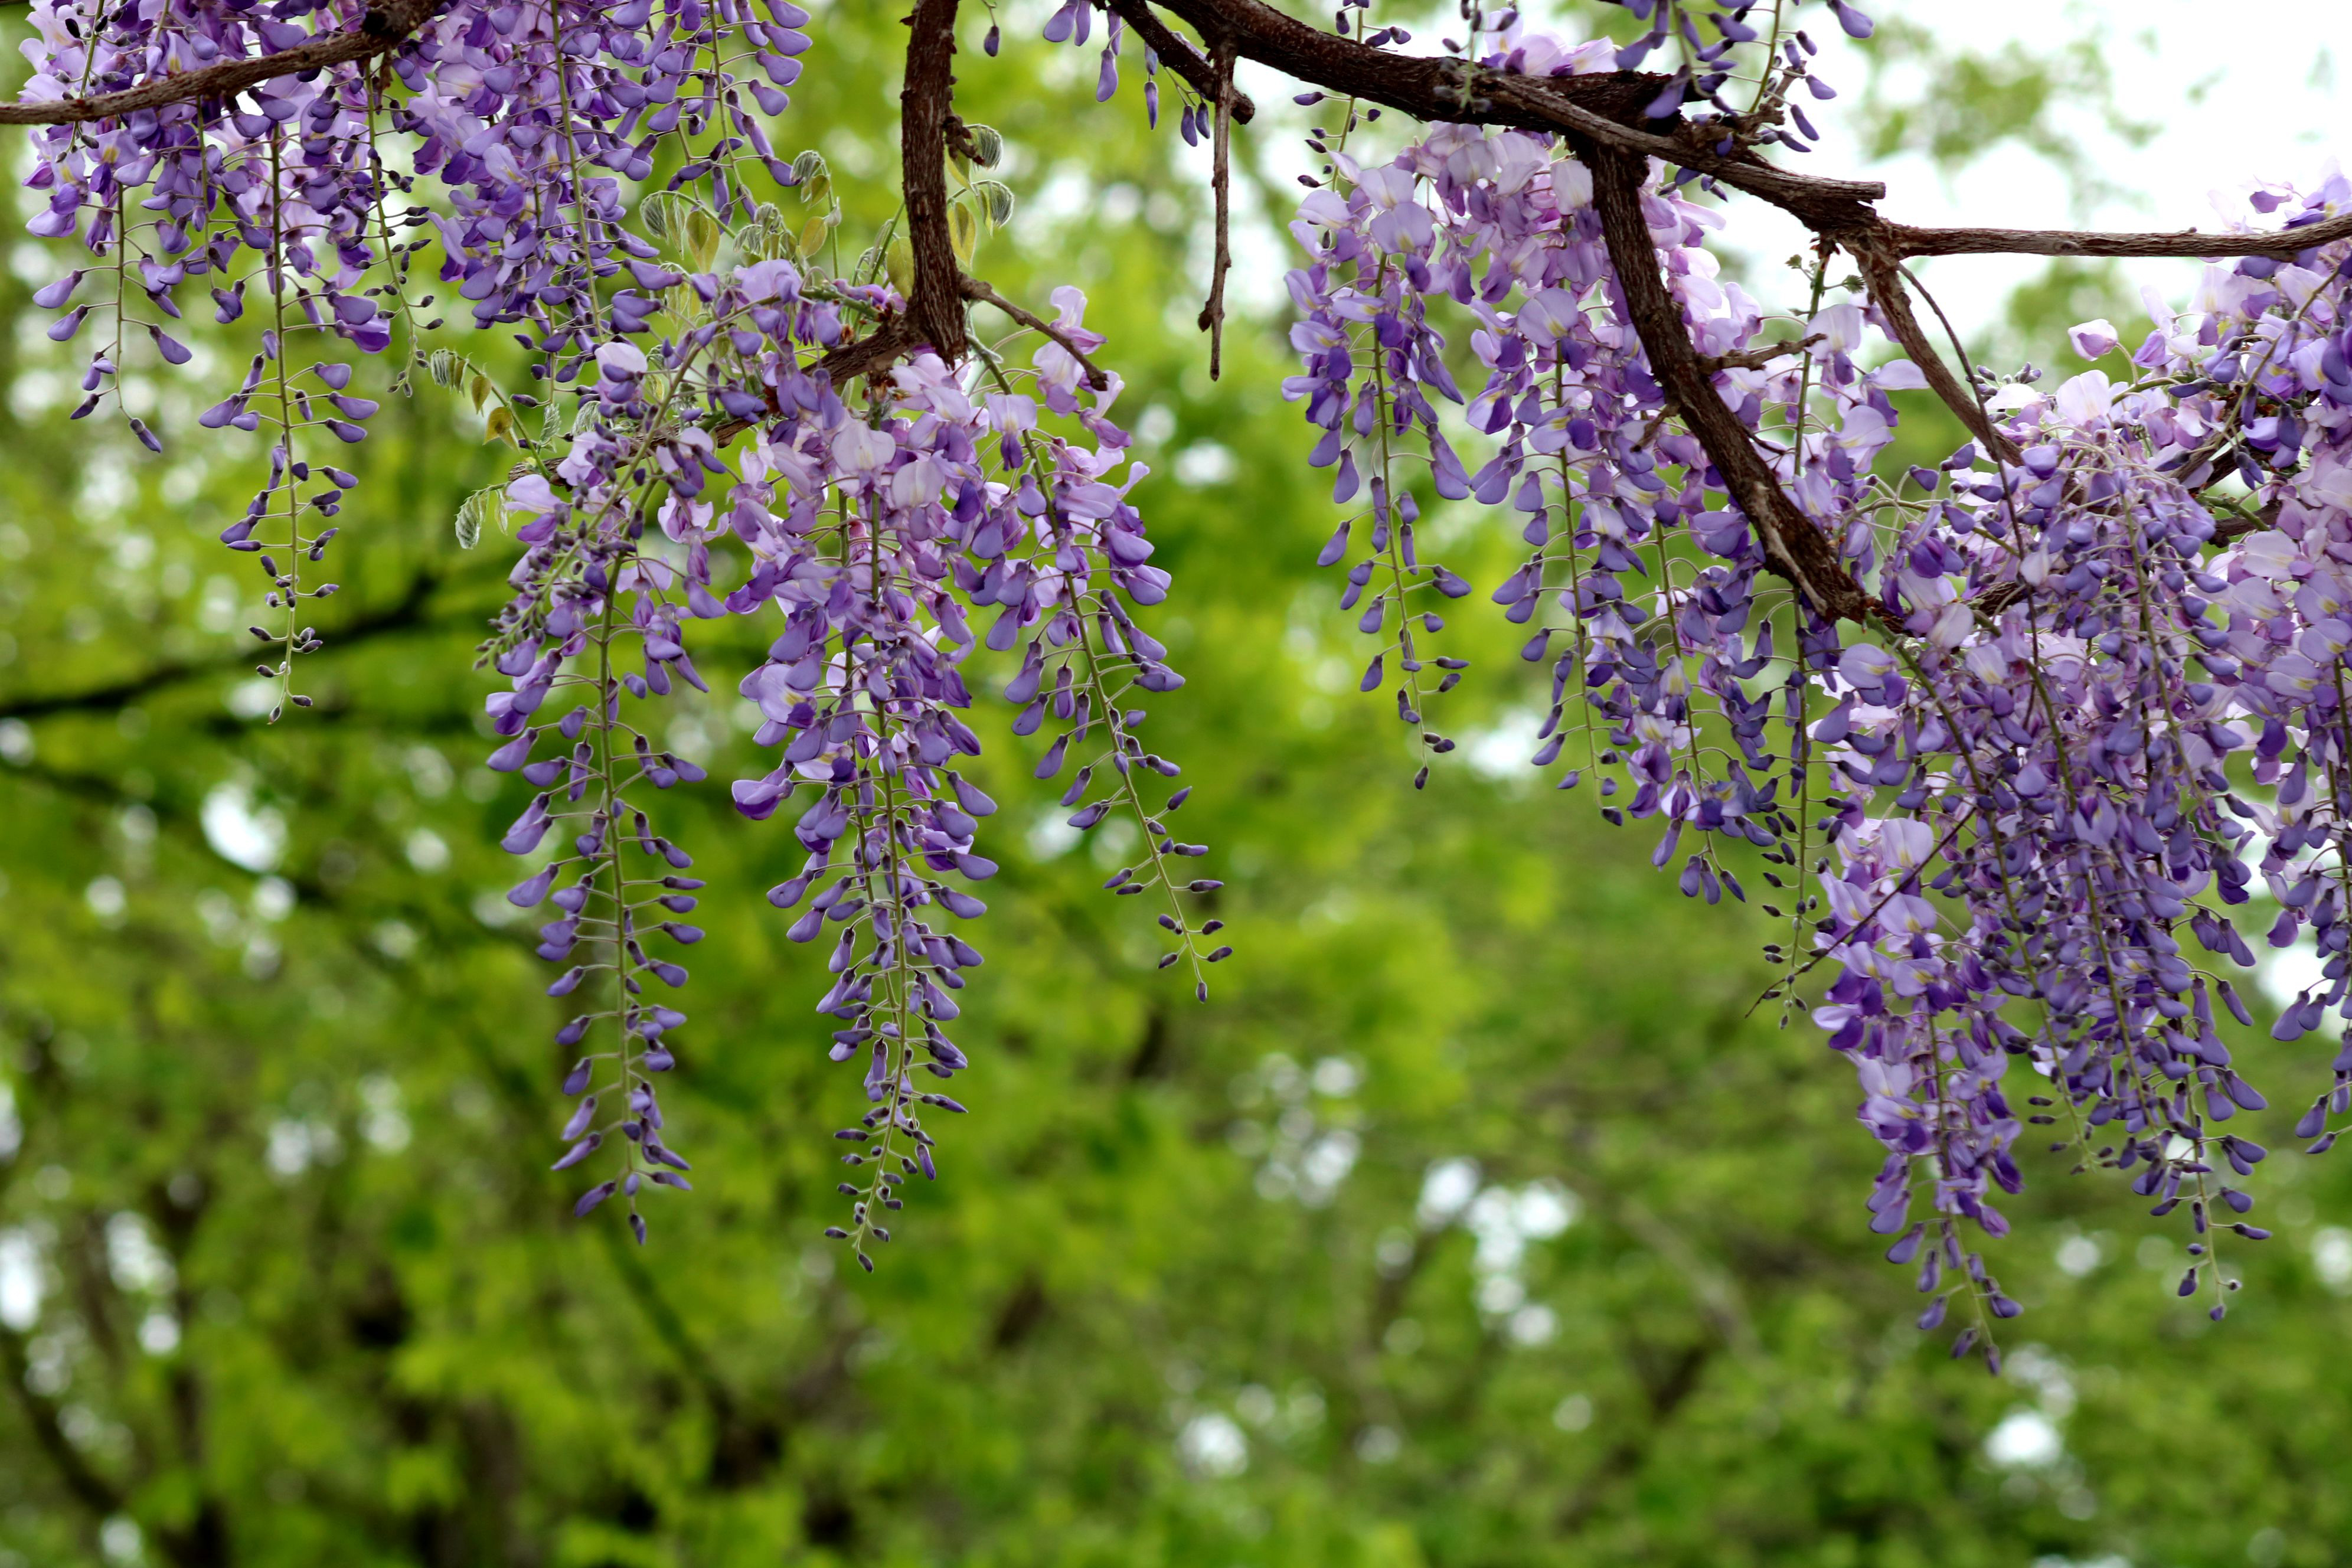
[1587,144,1874,625]
[0,0,445,125]
[899,0,968,362]
[1887,213,2352,259]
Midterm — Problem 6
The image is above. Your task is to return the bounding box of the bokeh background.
[0,3,2347,1564]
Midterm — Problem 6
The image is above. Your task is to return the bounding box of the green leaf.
[640,190,678,240]
[423,348,468,391]
[684,208,722,271]
[792,149,832,210]
[451,485,504,548]
[975,179,1017,229]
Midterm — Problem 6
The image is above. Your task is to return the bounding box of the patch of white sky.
[1734,0,2347,344]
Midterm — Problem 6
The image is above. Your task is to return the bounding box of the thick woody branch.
[2,1317,126,1519]
[0,567,447,722]
[1854,244,2021,466]
[900,0,967,362]
[1143,0,1885,226]
[1587,145,1873,628]
[812,318,922,391]
[0,0,443,125]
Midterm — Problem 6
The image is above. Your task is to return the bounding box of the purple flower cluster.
[1283,20,2352,1358]
[468,252,1214,1252]
[10,0,1226,1250]
[1600,0,1868,149]
[718,285,1218,1262]
[19,0,401,713]
[16,0,806,711]
[35,0,2346,1335]
[396,0,807,332]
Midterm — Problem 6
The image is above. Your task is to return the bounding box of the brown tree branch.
[1887,211,2352,260]
[1587,144,1873,626]
[0,0,443,126]
[899,0,968,363]
[1699,333,1819,373]
[1143,0,1887,223]
[708,275,1100,450]
[810,316,923,390]
[0,566,449,723]
[959,275,1110,389]
[1854,243,2021,466]
[1198,31,1236,378]
[1142,0,2350,264]
[19,0,2317,652]
[1,1318,128,1521]
[1105,0,2348,640]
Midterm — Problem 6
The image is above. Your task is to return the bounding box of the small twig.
[811,316,926,387]
[1855,243,2022,465]
[1698,334,1821,374]
[961,276,1111,390]
[1197,32,1236,380]
[2210,496,2281,544]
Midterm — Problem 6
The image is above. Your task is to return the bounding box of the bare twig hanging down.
[961,276,1112,390]
[0,0,445,125]
[1198,32,1237,379]
[1102,0,1256,123]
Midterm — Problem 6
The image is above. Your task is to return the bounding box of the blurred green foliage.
[0,5,2346,1567]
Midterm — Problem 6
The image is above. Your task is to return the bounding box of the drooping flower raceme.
[466,251,1216,1258]
[1275,11,2352,1362]
[15,0,2352,1355]
[9,0,1221,1260]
